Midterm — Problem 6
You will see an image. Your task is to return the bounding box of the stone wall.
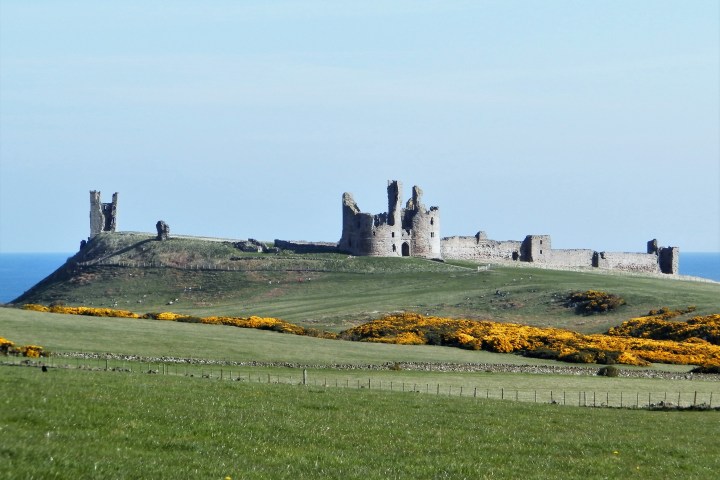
[441,235,522,261]
[274,240,339,254]
[441,231,678,275]
[543,249,596,268]
[593,251,660,273]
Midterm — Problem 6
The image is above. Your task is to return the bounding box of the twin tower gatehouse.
[339,180,441,258]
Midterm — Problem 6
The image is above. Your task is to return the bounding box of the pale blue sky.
[1,1,718,253]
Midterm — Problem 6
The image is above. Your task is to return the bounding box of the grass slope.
[2,366,718,480]
[2,307,715,403]
[10,233,720,333]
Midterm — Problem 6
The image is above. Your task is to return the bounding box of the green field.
[2,307,718,411]
[3,233,720,478]
[2,365,719,479]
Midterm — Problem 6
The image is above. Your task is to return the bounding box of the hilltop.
[10,232,720,333]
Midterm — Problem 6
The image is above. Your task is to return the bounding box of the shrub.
[597,366,620,377]
[689,365,720,374]
[564,290,625,315]
[0,336,49,358]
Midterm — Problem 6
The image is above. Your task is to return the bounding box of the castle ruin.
[338,181,678,274]
[85,183,679,275]
[89,191,117,238]
[339,180,441,258]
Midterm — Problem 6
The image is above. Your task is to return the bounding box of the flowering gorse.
[0,336,49,358]
[341,312,720,367]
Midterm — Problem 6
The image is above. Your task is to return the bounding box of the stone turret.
[90,191,117,238]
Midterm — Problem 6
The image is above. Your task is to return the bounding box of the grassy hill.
[10,232,720,333]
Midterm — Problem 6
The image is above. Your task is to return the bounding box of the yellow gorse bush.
[155,312,187,321]
[608,312,720,344]
[0,335,48,358]
[24,304,140,318]
[342,312,720,367]
[22,304,337,339]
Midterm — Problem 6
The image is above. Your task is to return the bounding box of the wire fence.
[5,356,717,410]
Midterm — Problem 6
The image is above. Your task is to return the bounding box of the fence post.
[694,391,697,406]
[302,369,307,385]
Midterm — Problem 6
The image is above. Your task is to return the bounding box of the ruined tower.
[90,191,118,238]
[339,180,441,259]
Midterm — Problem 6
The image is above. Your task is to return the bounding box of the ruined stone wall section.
[594,252,660,273]
[544,249,595,267]
[273,240,338,254]
[441,236,523,261]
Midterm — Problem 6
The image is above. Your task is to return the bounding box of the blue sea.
[0,252,719,304]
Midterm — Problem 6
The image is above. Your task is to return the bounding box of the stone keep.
[339,180,441,259]
[89,191,117,238]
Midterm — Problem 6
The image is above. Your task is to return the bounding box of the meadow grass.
[2,365,718,480]
[2,308,716,409]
